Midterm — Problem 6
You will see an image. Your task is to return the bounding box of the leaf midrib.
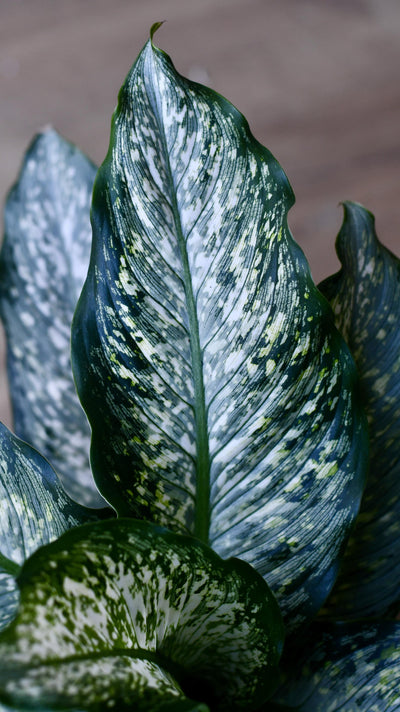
[0,552,21,577]
[151,54,210,544]
[14,645,186,686]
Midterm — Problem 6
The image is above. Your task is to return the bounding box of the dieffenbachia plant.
[0,22,399,711]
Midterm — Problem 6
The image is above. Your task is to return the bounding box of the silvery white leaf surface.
[0,127,103,507]
[72,30,368,630]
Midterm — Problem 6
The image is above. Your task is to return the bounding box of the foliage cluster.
[0,26,399,711]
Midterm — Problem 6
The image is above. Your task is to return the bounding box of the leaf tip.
[150,21,165,44]
[340,200,376,228]
[331,200,379,276]
[37,123,55,135]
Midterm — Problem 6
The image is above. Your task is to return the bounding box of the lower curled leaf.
[0,519,284,712]
[0,422,108,632]
[273,621,400,711]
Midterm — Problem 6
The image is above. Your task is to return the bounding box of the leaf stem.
[172,201,210,544]
[150,86,210,544]
[144,55,212,543]
[0,553,21,577]
[22,646,188,688]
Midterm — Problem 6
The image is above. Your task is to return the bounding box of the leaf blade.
[0,128,102,507]
[319,201,400,619]
[0,421,106,632]
[0,519,283,712]
[273,621,400,711]
[72,36,368,629]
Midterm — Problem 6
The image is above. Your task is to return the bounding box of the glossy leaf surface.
[0,422,105,632]
[319,202,400,618]
[0,518,283,712]
[72,32,368,629]
[0,128,102,507]
[273,621,400,711]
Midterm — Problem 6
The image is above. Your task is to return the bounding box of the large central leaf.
[72,27,368,628]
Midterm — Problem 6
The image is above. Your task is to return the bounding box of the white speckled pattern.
[320,202,400,619]
[0,128,103,507]
[274,621,400,710]
[0,519,283,711]
[0,422,102,632]
[72,37,368,630]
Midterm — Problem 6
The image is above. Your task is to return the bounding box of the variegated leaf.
[0,127,103,508]
[0,421,108,632]
[272,621,400,711]
[0,518,284,712]
[72,28,368,630]
[319,202,400,619]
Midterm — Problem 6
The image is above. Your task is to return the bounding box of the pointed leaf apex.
[36,123,55,137]
[335,200,378,271]
[341,200,376,227]
[150,21,165,44]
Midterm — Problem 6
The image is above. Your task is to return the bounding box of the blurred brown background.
[1,0,400,425]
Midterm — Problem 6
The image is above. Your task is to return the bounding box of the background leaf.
[0,518,283,712]
[319,201,400,619]
[0,421,107,632]
[273,621,400,711]
[72,33,368,630]
[0,127,103,507]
